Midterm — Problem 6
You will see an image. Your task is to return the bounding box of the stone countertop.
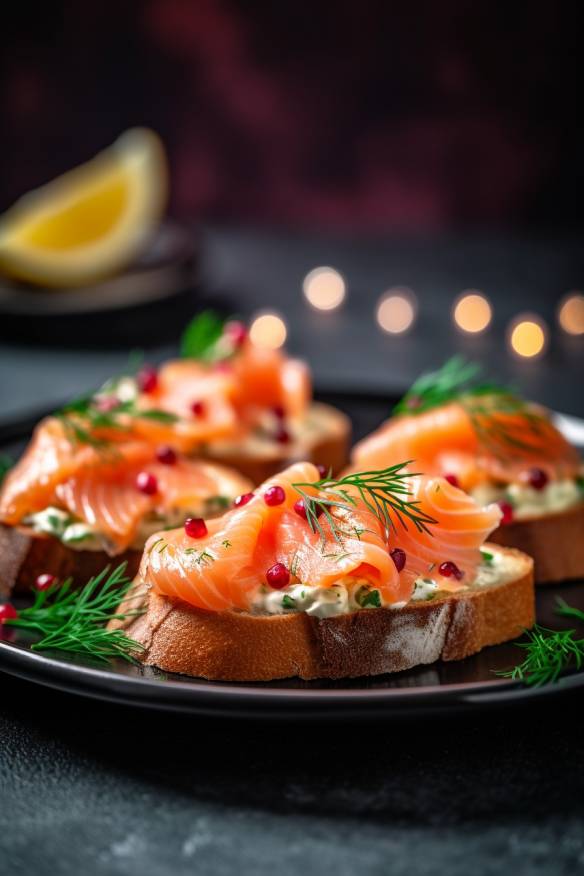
[1,672,583,875]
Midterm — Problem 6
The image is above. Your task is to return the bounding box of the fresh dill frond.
[4,564,145,664]
[498,597,584,686]
[497,625,584,686]
[393,356,490,415]
[293,463,436,545]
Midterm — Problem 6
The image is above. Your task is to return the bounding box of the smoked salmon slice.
[352,394,581,490]
[0,417,252,554]
[139,462,502,613]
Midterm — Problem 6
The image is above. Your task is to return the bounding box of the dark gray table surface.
[1,226,584,875]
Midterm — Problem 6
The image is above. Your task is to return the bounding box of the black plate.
[1,389,583,719]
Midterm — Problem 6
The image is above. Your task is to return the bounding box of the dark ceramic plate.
[1,390,583,719]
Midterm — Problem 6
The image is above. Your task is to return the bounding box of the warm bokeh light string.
[507,314,548,359]
[376,288,417,335]
[249,312,287,349]
[453,291,492,334]
[303,266,346,311]
[557,293,584,336]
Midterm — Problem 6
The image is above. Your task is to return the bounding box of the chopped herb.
[221,539,232,549]
[203,495,231,515]
[184,549,214,566]
[357,588,381,608]
[282,595,297,609]
[480,549,494,566]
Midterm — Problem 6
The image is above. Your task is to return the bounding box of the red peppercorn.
[191,400,206,417]
[156,445,177,465]
[439,561,464,580]
[275,426,291,444]
[498,501,514,525]
[136,472,158,495]
[234,492,254,508]
[225,320,247,347]
[444,474,460,488]
[525,467,549,491]
[137,366,158,394]
[273,405,285,420]
[390,548,406,572]
[0,603,18,623]
[264,485,286,506]
[184,517,208,539]
[316,464,328,479]
[266,563,290,589]
[35,573,57,591]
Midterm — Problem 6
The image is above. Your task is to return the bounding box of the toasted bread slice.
[112,545,534,681]
[0,525,141,598]
[198,402,350,484]
[490,503,584,584]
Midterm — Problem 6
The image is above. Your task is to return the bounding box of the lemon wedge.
[0,128,168,287]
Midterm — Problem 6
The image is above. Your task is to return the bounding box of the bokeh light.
[376,288,417,335]
[557,293,584,335]
[453,291,492,334]
[508,314,547,359]
[249,312,287,349]
[302,266,346,311]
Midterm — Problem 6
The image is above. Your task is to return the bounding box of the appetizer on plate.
[0,421,251,596]
[349,358,584,584]
[126,311,350,482]
[111,461,534,681]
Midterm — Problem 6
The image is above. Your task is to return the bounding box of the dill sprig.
[394,356,549,460]
[293,463,436,545]
[56,392,178,449]
[4,564,145,663]
[497,599,584,686]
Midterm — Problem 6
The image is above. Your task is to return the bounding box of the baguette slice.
[112,545,534,681]
[0,525,141,598]
[490,503,584,584]
[198,402,350,484]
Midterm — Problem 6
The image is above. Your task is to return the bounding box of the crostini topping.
[438,561,464,580]
[498,501,514,525]
[444,473,460,488]
[35,573,58,591]
[184,518,208,539]
[137,365,158,394]
[190,400,206,417]
[224,320,247,348]
[264,485,286,506]
[524,466,549,491]
[275,426,291,444]
[234,492,254,508]
[266,563,290,589]
[156,445,177,465]
[0,604,18,623]
[136,472,158,495]
[390,548,406,572]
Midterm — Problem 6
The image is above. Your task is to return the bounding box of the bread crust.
[199,402,351,484]
[490,503,584,584]
[113,545,534,681]
[0,525,141,598]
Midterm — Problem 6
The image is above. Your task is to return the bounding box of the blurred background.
[2,0,583,230]
[0,0,582,421]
